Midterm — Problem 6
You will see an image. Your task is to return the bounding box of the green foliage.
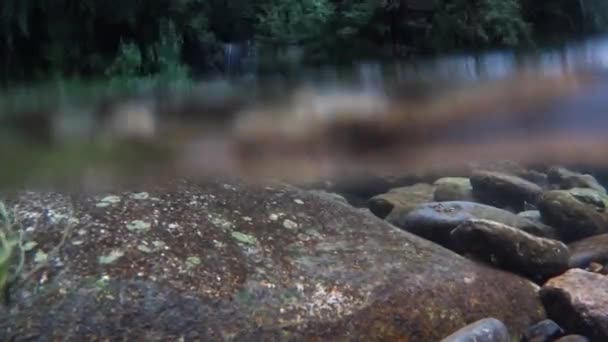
[431,0,532,51]
[0,201,25,302]
[1,0,608,82]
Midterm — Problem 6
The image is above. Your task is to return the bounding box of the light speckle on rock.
[231,231,258,245]
[294,199,304,205]
[126,220,151,233]
[34,250,48,263]
[185,256,202,269]
[283,219,298,230]
[269,214,279,221]
[138,245,152,253]
[243,216,253,222]
[98,249,124,265]
[100,195,121,204]
[130,192,150,200]
[95,202,111,208]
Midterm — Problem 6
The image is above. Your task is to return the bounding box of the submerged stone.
[522,319,565,342]
[541,269,608,341]
[439,317,510,342]
[471,171,543,212]
[388,201,557,247]
[538,190,608,242]
[433,177,474,202]
[569,233,608,269]
[1,180,545,340]
[548,167,606,194]
[451,219,570,282]
[368,183,434,219]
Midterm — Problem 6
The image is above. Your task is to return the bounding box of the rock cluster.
[363,164,608,341]
[1,163,607,340]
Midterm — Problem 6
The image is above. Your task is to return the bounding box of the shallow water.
[3,35,608,190]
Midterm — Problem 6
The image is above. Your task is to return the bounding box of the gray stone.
[554,335,590,342]
[0,179,546,341]
[368,183,434,219]
[388,201,557,247]
[519,210,543,223]
[470,171,543,212]
[522,319,565,342]
[451,219,570,281]
[541,269,608,341]
[538,190,608,242]
[568,234,608,269]
[548,167,606,194]
[433,177,475,202]
[439,318,510,342]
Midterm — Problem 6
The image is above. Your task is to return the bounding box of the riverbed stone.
[519,210,543,223]
[451,219,570,281]
[433,177,474,202]
[548,167,606,194]
[540,269,608,341]
[568,233,608,269]
[439,318,510,342]
[368,183,435,219]
[522,319,565,342]
[0,179,546,341]
[388,201,557,247]
[538,190,608,242]
[470,171,543,212]
[554,335,590,342]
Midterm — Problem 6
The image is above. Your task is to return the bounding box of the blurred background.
[2,0,608,190]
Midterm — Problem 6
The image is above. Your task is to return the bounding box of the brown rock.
[433,177,475,202]
[548,167,606,194]
[451,219,570,282]
[538,190,608,242]
[541,269,608,341]
[569,234,608,268]
[471,171,543,212]
[368,183,434,219]
[0,179,546,341]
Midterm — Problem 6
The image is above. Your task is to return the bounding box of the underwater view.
[3,1,608,341]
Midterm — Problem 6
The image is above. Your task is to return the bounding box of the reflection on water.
[4,35,608,190]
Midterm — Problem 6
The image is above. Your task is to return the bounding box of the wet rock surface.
[554,335,591,342]
[568,233,608,269]
[387,201,557,247]
[0,179,546,341]
[541,269,608,342]
[538,190,608,242]
[451,219,570,282]
[548,167,606,194]
[433,177,475,202]
[439,317,510,342]
[470,171,543,212]
[368,183,434,219]
[519,210,544,223]
[522,319,565,342]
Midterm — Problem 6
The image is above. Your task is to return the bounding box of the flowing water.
[3,35,608,191]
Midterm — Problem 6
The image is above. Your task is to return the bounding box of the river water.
[3,35,608,190]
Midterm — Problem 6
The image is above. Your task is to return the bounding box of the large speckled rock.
[388,201,557,247]
[470,171,543,212]
[433,177,474,202]
[541,269,608,341]
[368,183,435,219]
[568,234,608,269]
[451,219,570,282]
[0,179,546,341]
[439,318,510,342]
[538,190,608,242]
[548,167,606,194]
